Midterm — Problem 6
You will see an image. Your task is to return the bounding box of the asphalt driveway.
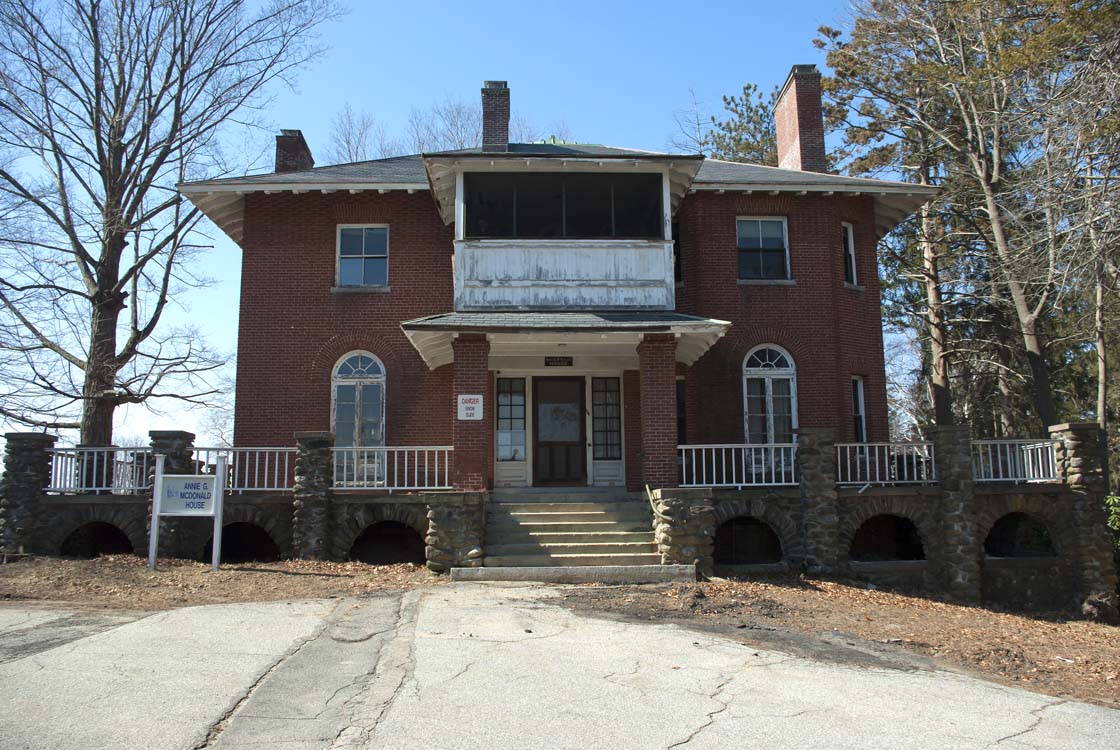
[1,584,1116,749]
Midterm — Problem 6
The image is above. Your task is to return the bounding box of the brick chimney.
[481,81,510,153]
[275,129,314,173]
[774,65,827,172]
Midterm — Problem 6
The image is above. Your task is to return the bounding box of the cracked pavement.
[1,584,1117,749]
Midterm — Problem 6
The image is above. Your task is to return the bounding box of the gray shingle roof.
[693,159,929,190]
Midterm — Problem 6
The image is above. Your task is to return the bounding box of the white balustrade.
[972,439,1058,483]
[192,447,298,492]
[835,442,937,485]
[332,446,453,490]
[46,447,153,494]
[678,444,798,487]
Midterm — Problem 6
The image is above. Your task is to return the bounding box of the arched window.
[332,352,385,448]
[743,346,797,444]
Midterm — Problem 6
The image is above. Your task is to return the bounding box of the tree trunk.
[79,287,124,446]
[920,198,953,425]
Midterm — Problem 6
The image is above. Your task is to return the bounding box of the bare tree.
[324,103,403,164]
[0,0,339,444]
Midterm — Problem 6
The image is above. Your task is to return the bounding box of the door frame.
[532,375,587,486]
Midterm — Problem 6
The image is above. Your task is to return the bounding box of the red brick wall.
[638,334,679,487]
[623,370,642,491]
[674,192,889,443]
[451,335,490,490]
[234,191,454,448]
[234,187,890,470]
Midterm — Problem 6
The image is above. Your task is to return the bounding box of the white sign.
[149,454,226,572]
[457,394,483,421]
[160,476,217,516]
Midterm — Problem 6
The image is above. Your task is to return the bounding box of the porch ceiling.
[401,311,730,369]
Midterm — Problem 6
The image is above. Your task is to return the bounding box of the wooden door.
[533,377,586,485]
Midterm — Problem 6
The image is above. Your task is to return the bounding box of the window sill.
[331,286,391,295]
[738,279,796,286]
[844,282,865,292]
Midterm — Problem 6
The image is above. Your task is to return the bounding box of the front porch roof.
[401,311,731,369]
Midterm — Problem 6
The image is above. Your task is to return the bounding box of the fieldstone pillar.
[452,334,490,491]
[637,334,678,488]
[1050,422,1118,614]
[292,431,334,560]
[924,424,981,602]
[425,493,486,573]
[0,433,57,554]
[651,487,713,576]
[797,428,839,573]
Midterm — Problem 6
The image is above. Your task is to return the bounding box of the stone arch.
[45,504,148,557]
[713,516,784,564]
[218,503,293,556]
[59,521,135,558]
[202,522,282,563]
[310,333,405,381]
[982,512,1058,558]
[712,497,801,560]
[838,498,936,563]
[331,502,429,561]
[348,521,426,565]
[848,514,926,561]
[975,494,1075,559]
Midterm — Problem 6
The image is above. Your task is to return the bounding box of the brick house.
[180,64,932,495]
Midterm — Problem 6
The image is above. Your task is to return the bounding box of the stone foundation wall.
[651,488,714,575]
[424,494,486,573]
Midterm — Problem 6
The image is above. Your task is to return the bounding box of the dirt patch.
[561,575,1120,708]
[0,554,443,610]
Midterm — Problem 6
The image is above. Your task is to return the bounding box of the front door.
[533,377,586,485]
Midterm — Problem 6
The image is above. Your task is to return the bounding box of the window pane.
[339,258,363,286]
[363,258,388,286]
[564,175,613,237]
[516,174,563,238]
[465,173,515,237]
[496,378,526,462]
[760,220,785,249]
[612,173,662,238]
[759,249,787,279]
[591,377,621,460]
[737,220,760,249]
[365,227,388,255]
[340,228,364,256]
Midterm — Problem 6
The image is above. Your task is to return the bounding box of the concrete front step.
[451,564,695,584]
[490,490,643,503]
[486,541,656,556]
[489,511,652,524]
[489,501,650,514]
[485,520,654,534]
[483,552,663,567]
[485,531,655,545]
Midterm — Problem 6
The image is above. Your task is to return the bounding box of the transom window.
[743,346,797,444]
[496,378,527,461]
[592,377,622,460]
[464,172,663,239]
[737,217,789,281]
[842,222,857,285]
[338,226,388,287]
[332,352,385,448]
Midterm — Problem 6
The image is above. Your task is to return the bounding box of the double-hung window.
[338,226,389,287]
[842,222,857,285]
[737,217,789,281]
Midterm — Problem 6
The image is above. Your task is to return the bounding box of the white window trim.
[742,344,799,444]
[336,224,390,288]
[330,350,387,447]
[842,221,857,286]
[852,375,867,442]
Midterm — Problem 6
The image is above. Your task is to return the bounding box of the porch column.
[452,334,491,491]
[1050,422,1118,615]
[0,433,56,554]
[923,424,981,603]
[797,427,838,573]
[637,333,678,488]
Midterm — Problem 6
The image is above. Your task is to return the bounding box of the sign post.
[148,452,227,571]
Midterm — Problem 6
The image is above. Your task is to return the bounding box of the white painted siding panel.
[455,239,674,310]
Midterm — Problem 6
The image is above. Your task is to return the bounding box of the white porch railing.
[972,439,1058,483]
[46,447,153,494]
[332,446,453,490]
[836,442,937,485]
[678,444,798,488]
[192,447,298,492]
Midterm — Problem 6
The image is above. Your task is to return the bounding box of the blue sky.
[124,0,851,441]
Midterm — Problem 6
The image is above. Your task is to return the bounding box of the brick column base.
[452,335,491,491]
[638,334,678,488]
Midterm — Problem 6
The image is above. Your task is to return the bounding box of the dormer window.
[464,172,662,239]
